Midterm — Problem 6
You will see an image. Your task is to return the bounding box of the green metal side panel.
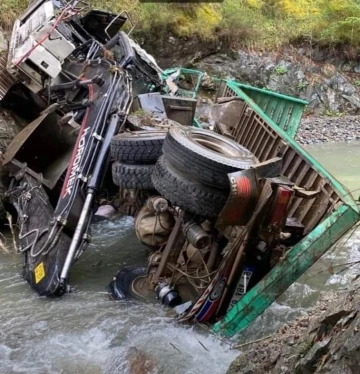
[226,81,357,211]
[192,118,203,128]
[162,68,203,98]
[229,82,308,139]
[213,204,359,337]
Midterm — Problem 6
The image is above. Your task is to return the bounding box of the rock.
[194,47,360,115]
[209,100,245,131]
[0,110,24,153]
[228,280,360,374]
[126,347,157,374]
[342,63,353,72]
[321,64,337,78]
[168,36,176,45]
[201,72,217,91]
[94,204,116,219]
[270,351,281,365]
[286,336,295,346]
[354,65,360,74]
[342,94,360,109]
[296,337,332,374]
[296,114,360,145]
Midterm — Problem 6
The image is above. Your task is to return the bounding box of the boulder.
[196,48,360,115]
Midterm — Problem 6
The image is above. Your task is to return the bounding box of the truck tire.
[110,131,166,164]
[152,156,228,218]
[163,127,258,188]
[112,162,154,190]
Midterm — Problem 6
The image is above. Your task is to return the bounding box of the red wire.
[15,5,72,66]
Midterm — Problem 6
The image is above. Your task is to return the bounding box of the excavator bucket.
[3,112,76,189]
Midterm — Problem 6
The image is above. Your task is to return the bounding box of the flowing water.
[1,141,360,373]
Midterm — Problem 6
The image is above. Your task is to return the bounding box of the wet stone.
[296,337,332,374]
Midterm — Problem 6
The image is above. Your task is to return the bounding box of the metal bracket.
[77,174,88,183]
[92,132,103,141]
[105,10,135,39]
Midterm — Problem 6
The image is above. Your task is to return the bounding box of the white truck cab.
[7,0,75,93]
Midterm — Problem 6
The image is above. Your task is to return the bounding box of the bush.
[2,0,360,51]
[0,0,27,30]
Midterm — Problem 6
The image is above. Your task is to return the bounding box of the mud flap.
[216,169,259,228]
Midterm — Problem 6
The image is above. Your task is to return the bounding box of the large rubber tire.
[110,131,166,164]
[109,266,147,300]
[112,162,154,190]
[152,156,228,218]
[163,127,258,188]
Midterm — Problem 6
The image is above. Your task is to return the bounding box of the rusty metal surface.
[0,53,14,100]
[162,96,197,127]
[3,114,49,166]
[4,113,74,189]
[153,210,185,283]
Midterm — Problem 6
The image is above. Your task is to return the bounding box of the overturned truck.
[2,0,157,294]
[1,0,359,337]
[108,83,360,336]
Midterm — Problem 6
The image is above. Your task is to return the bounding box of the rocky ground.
[194,50,360,117]
[296,115,360,145]
[227,278,360,374]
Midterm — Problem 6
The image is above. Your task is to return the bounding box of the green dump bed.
[213,81,359,337]
[217,81,308,139]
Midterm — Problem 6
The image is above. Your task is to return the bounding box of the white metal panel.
[7,1,55,68]
[33,24,75,62]
[28,44,61,78]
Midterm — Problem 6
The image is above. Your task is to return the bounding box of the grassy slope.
[2,0,360,51]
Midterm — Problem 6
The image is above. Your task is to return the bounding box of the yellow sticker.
[34,262,45,284]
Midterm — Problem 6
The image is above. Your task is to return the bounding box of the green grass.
[2,0,360,52]
[0,0,28,30]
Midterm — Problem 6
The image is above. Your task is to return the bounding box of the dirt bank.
[227,277,360,374]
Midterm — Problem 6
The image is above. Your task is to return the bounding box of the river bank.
[228,277,360,374]
[296,115,360,145]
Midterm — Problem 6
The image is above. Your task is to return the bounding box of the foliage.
[2,0,360,50]
[273,65,288,75]
[0,0,28,29]
[297,81,308,90]
[323,109,344,117]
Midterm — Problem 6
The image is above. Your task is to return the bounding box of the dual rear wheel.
[111,127,258,218]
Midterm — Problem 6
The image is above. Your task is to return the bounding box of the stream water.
[0,141,360,373]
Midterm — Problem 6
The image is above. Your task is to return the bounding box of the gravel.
[296,115,360,145]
